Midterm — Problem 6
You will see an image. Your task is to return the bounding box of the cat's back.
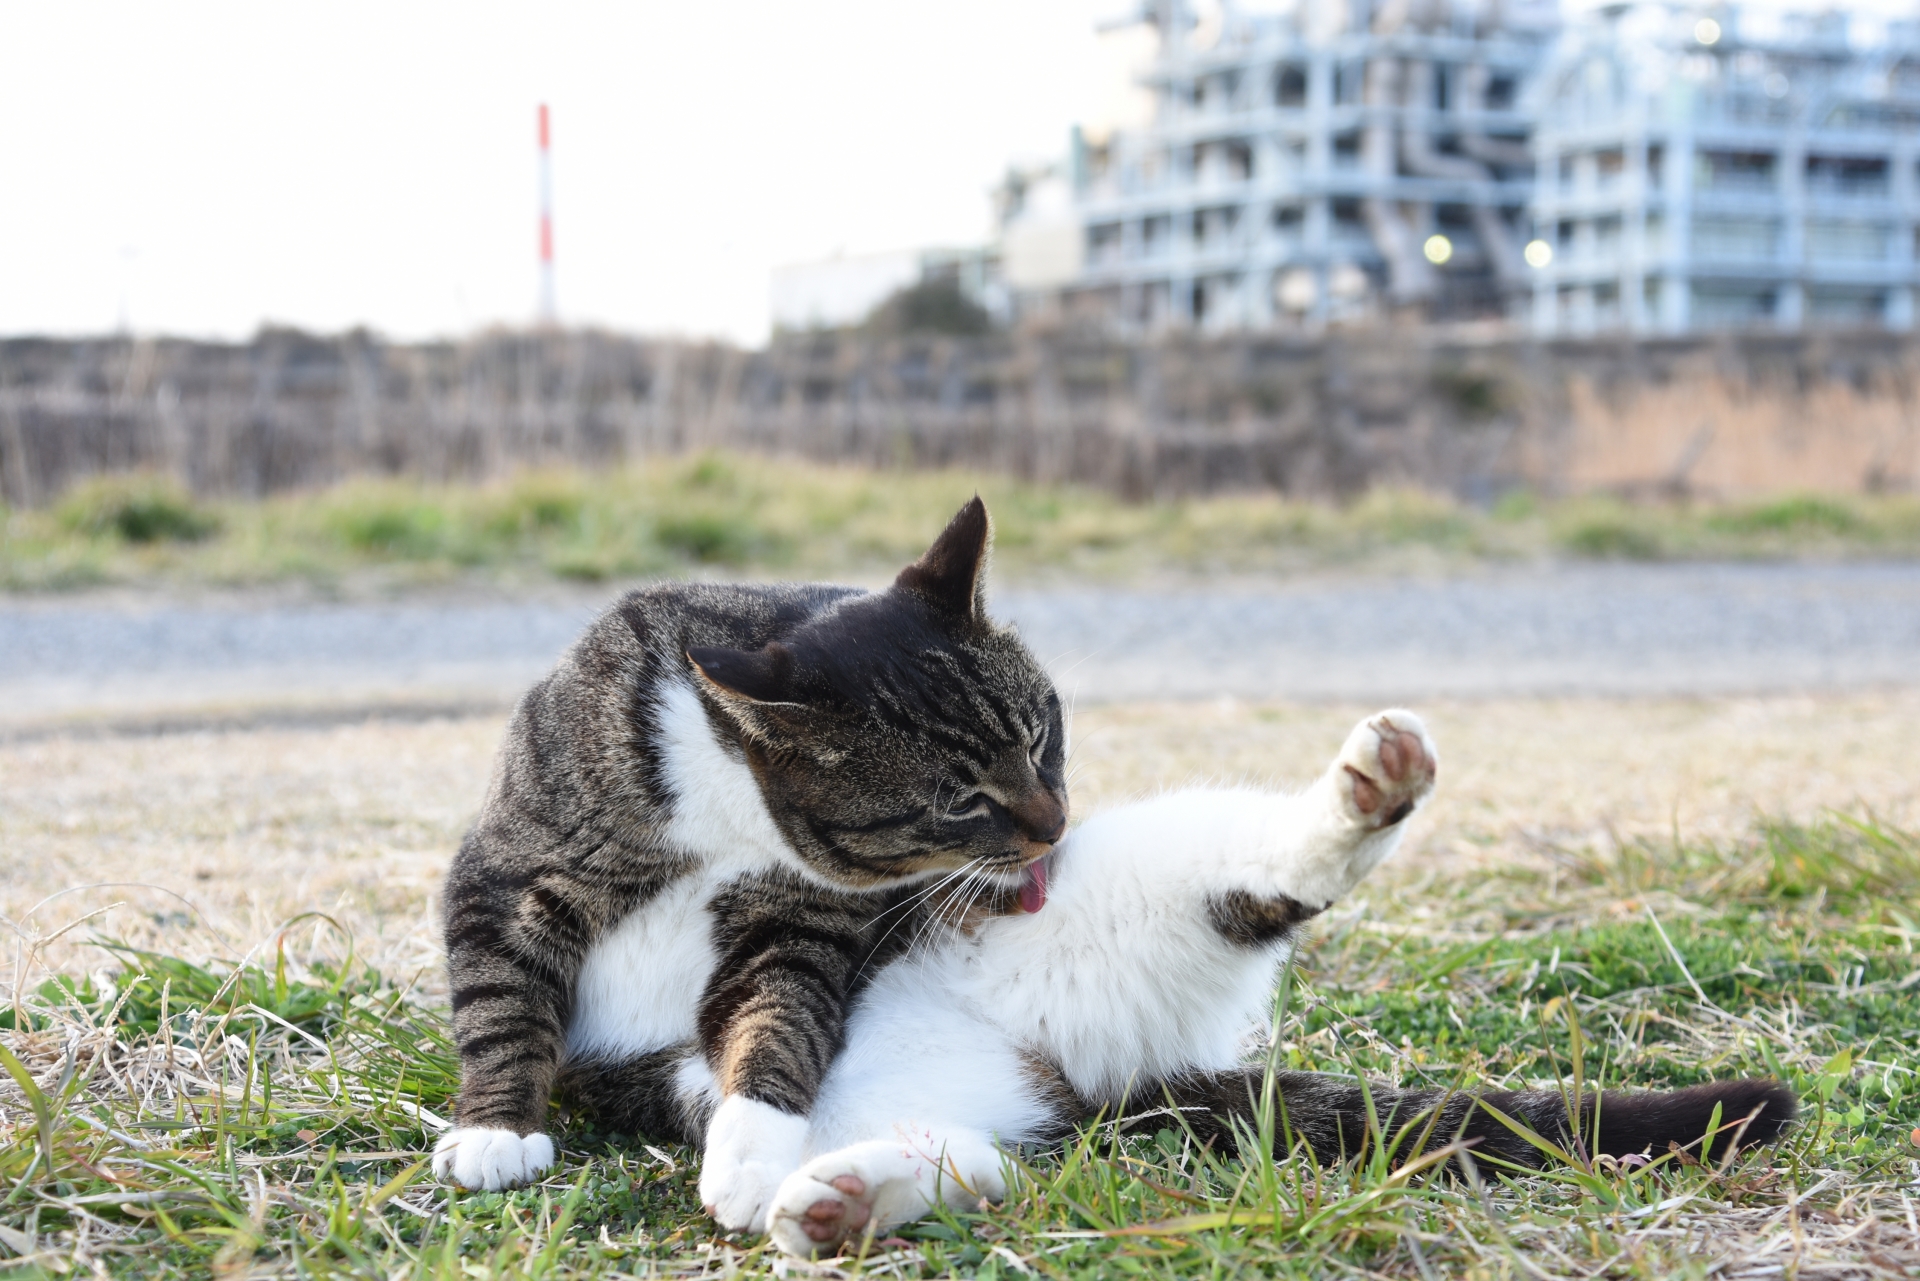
[486,580,862,807]
[567,579,863,697]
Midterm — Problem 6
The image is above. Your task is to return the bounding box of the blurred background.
[4,0,1919,722]
[3,0,1918,919]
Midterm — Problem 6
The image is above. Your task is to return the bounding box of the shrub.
[1709,495,1865,536]
[485,475,586,537]
[328,500,448,558]
[57,475,218,544]
[682,453,737,490]
[656,512,760,564]
[1558,516,1663,559]
[1432,367,1510,420]
[1491,488,1538,522]
[1347,488,1476,549]
[865,278,994,338]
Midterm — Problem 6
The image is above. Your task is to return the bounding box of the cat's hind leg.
[554,1043,713,1143]
[766,1127,1005,1257]
[1256,710,1438,909]
[1334,711,1437,835]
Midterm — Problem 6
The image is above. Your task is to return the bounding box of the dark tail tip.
[1595,1078,1798,1162]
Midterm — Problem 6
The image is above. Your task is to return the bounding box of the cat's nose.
[1012,792,1067,845]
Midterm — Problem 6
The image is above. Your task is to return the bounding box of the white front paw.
[432,1127,556,1190]
[698,1095,810,1232]
[1336,710,1437,830]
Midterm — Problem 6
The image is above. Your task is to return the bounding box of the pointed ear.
[894,496,991,621]
[687,643,796,704]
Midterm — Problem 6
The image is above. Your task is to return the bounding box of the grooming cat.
[432,499,1071,1231]
[758,711,1797,1257]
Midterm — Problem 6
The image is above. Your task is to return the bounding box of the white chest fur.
[565,678,795,1060]
[951,793,1296,1101]
[653,678,794,866]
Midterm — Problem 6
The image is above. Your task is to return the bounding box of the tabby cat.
[763,710,1796,1256]
[432,499,1070,1230]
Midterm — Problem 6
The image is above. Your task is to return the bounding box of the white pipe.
[1398,62,1529,287]
[1456,63,1533,168]
[1363,55,1437,302]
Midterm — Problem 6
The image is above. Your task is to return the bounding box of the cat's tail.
[1143,1068,1797,1169]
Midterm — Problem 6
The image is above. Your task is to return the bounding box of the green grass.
[2,816,1915,1277]
[4,456,1919,591]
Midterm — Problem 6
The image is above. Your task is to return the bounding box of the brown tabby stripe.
[555,1044,712,1142]
[1017,1052,1092,1140]
[1204,890,1324,948]
[697,873,876,1113]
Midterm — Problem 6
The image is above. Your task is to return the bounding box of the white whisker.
[856,858,985,982]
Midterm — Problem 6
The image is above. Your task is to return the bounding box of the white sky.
[1,1,1122,345]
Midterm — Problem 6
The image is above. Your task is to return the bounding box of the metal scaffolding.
[1067,1,1920,335]
[1531,5,1920,335]
[1068,0,1557,331]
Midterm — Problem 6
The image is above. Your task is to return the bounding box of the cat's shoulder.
[601,581,867,652]
[536,581,866,691]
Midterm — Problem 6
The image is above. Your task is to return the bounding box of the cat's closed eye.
[944,793,995,821]
[1028,727,1048,767]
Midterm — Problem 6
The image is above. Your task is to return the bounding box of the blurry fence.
[3,326,1917,505]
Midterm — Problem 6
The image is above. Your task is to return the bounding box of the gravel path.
[4,563,1917,727]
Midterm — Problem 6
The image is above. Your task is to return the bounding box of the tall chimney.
[537,103,556,325]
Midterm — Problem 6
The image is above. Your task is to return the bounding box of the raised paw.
[1337,710,1437,830]
[432,1126,555,1190]
[767,1170,876,1257]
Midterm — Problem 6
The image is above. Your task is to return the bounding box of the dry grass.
[6,455,1920,594]
[4,692,1916,985]
[0,694,1916,1276]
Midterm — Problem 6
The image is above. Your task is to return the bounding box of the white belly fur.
[565,677,798,1061]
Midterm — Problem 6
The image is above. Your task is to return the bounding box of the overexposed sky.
[1,1,1123,345]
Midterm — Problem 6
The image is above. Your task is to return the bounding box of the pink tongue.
[1019,856,1049,914]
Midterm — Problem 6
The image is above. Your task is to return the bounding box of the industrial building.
[1531,5,1920,334]
[1062,1,1920,335]
[1066,0,1559,331]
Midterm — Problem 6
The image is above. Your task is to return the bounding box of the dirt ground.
[2,688,1915,990]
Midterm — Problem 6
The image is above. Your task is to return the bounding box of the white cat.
[756,705,1797,1256]
[763,709,1437,1255]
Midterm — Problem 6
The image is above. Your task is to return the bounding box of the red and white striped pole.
[537,103,556,325]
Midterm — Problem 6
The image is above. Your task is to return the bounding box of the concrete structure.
[1530,5,1920,335]
[1064,1,1920,336]
[1066,0,1558,331]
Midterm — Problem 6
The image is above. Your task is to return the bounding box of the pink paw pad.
[800,1175,870,1245]
[1344,716,1436,828]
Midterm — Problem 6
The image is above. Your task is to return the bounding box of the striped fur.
[437,499,1068,1212]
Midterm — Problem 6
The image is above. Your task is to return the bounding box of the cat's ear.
[687,644,842,760]
[687,642,796,704]
[894,496,991,622]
